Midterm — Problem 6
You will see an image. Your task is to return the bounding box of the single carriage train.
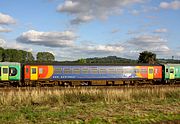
[0,62,179,86]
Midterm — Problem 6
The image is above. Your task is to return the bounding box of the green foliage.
[0,47,4,62]
[75,56,137,64]
[0,47,34,62]
[0,87,179,123]
[138,51,157,64]
[77,58,87,64]
[36,52,55,62]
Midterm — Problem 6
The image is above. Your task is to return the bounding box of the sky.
[0,0,180,61]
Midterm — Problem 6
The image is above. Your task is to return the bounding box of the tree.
[36,52,55,62]
[77,58,87,64]
[138,51,157,64]
[0,47,4,62]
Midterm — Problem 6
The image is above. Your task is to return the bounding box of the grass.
[0,86,179,123]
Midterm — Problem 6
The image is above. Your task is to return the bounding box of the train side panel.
[164,64,180,83]
[25,65,162,83]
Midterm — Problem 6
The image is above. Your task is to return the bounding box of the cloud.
[0,38,6,47]
[0,38,32,51]
[54,43,125,60]
[128,34,170,52]
[16,30,77,48]
[154,28,168,33]
[130,9,140,15]
[0,13,16,25]
[57,0,146,24]
[0,26,12,33]
[111,29,120,34]
[85,44,124,54]
[160,1,180,10]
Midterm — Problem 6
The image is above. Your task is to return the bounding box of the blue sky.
[0,0,180,61]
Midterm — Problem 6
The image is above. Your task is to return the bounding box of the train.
[0,62,179,86]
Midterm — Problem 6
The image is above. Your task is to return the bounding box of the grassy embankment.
[0,86,179,124]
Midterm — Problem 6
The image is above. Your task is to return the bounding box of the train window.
[176,69,178,73]
[3,68,8,74]
[166,69,168,73]
[108,69,115,74]
[170,69,174,73]
[26,68,29,73]
[99,69,106,74]
[116,69,123,74]
[64,68,71,74]
[141,69,147,74]
[134,69,139,73]
[149,69,153,74]
[32,68,36,74]
[72,68,80,74]
[39,68,43,74]
[155,69,158,74]
[90,68,98,74]
[54,68,62,74]
[81,68,89,74]
[9,67,17,76]
[0,67,1,76]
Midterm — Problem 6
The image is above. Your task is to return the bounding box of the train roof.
[0,62,21,65]
[164,63,180,66]
[23,62,162,66]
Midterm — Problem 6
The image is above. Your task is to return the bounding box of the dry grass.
[0,86,179,106]
[0,86,179,123]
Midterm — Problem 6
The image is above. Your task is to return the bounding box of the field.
[0,86,179,124]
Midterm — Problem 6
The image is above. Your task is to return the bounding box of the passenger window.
[64,68,71,74]
[141,69,147,74]
[81,68,89,74]
[9,67,17,76]
[72,68,80,74]
[170,69,174,73]
[26,68,29,73]
[108,69,115,74]
[134,69,139,73]
[99,69,106,74]
[166,69,168,73]
[3,68,8,74]
[32,68,36,74]
[39,68,43,74]
[149,69,153,74]
[54,68,62,74]
[91,68,98,74]
[116,69,123,74]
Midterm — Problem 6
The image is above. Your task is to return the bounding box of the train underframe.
[1,79,179,87]
[21,79,163,87]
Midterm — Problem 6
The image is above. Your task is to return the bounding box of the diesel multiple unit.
[0,62,179,86]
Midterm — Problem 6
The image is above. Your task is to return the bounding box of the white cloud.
[0,13,16,25]
[51,43,125,60]
[85,44,124,53]
[128,34,170,52]
[0,38,6,47]
[16,30,77,47]
[154,28,168,33]
[0,38,32,51]
[0,26,12,33]
[130,9,140,15]
[57,0,146,24]
[160,1,180,10]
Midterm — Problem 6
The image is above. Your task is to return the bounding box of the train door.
[148,67,154,79]
[30,66,38,80]
[1,66,9,81]
[169,67,175,79]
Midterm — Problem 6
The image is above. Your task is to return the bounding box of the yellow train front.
[23,64,162,86]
